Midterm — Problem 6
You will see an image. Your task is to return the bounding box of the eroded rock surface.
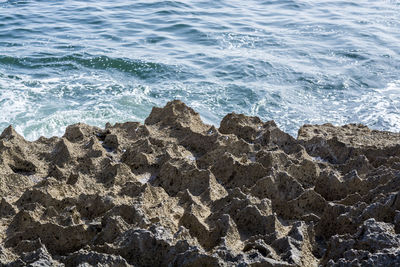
[0,100,399,266]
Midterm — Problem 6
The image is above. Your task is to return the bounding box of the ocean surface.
[1,0,399,140]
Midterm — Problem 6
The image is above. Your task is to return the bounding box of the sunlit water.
[1,0,399,140]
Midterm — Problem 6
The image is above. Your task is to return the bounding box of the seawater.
[0,0,399,140]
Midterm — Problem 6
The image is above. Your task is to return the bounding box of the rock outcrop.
[0,100,399,266]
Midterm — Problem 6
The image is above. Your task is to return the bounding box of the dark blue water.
[1,0,399,140]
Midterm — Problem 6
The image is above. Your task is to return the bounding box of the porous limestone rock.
[0,100,399,266]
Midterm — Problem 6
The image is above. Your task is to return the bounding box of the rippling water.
[1,0,399,140]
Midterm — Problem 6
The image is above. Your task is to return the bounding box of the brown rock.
[0,100,399,266]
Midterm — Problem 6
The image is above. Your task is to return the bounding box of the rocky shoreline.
[0,100,399,266]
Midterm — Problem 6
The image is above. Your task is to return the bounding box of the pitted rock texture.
[0,100,399,266]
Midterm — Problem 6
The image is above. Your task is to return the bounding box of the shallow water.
[0,0,399,140]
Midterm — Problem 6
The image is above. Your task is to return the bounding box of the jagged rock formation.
[0,100,399,266]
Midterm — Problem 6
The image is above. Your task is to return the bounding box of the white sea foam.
[357,80,400,133]
[0,72,154,141]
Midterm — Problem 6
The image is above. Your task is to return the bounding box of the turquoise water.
[0,0,399,140]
